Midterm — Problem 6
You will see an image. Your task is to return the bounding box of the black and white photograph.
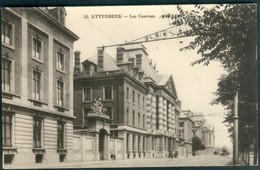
[1,3,258,169]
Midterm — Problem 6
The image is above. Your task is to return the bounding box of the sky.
[65,5,232,149]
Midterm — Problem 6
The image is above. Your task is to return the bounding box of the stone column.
[152,95,156,130]
[129,134,133,158]
[94,133,99,160]
[158,96,164,130]
[69,47,74,115]
[163,98,167,131]
[146,93,151,129]
[48,35,54,110]
[21,17,28,103]
[105,134,110,160]
[122,132,127,159]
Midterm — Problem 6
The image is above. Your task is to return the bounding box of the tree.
[192,136,205,155]
[162,4,257,163]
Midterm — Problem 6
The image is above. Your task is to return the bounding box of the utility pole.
[233,91,239,165]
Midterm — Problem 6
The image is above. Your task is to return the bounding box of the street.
[4,155,233,169]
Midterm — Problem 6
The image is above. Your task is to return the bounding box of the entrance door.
[99,129,106,160]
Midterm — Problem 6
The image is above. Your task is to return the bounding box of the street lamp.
[233,91,239,165]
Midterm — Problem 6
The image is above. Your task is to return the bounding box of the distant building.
[191,113,215,155]
[2,7,79,165]
[179,110,195,157]
[73,44,182,161]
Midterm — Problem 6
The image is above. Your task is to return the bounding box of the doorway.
[99,129,107,160]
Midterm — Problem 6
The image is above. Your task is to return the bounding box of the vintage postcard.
[1,4,258,169]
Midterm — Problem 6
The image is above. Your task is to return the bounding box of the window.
[138,94,140,106]
[57,121,65,149]
[126,134,129,151]
[104,86,112,100]
[32,38,42,60]
[126,108,129,125]
[152,137,155,150]
[132,111,135,127]
[84,65,90,75]
[57,51,64,71]
[57,80,64,107]
[132,135,135,151]
[136,55,142,66]
[143,115,145,128]
[143,97,145,108]
[143,136,146,151]
[2,58,11,92]
[83,87,92,102]
[138,113,140,128]
[33,71,41,100]
[2,20,12,45]
[132,90,135,103]
[83,108,91,125]
[2,113,12,147]
[33,117,42,148]
[137,135,140,151]
[106,107,113,120]
[126,87,129,100]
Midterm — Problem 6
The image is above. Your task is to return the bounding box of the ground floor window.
[59,154,66,162]
[4,154,14,164]
[35,154,43,163]
[2,113,12,147]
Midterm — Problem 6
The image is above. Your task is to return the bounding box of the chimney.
[116,46,124,63]
[74,51,81,75]
[97,47,104,72]
[136,54,142,66]
[153,63,156,70]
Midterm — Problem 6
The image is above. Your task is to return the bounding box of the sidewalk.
[3,155,231,169]
[3,157,184,169]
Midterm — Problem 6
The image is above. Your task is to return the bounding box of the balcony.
[87,112,110,120]
[2,91,21,102]
[29,98,48,109]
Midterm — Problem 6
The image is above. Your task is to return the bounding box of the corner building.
[73,44,182,161]
[1,7,79,165]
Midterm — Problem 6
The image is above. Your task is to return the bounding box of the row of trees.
[163,4,257,164]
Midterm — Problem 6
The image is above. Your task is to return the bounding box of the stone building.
[73,44,182,161]
[191,113,215,155]
[1,7,79,165]
[179,110,195,157]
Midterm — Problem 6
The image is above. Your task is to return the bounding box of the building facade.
[73,44,182,161]
[191,113,215,155]
[179,110,195,157]
[2,7,79,165]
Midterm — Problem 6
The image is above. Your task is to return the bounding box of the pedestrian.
[110,153,114,160]
[113,154,116,161]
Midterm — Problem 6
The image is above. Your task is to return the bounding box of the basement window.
[4,154,14,164]
[35,154,43,163]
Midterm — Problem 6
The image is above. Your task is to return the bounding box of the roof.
[158,74,171,86]
[82,52,120,71]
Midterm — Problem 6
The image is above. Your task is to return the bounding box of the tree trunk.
[253,138,257,165]
[245,149,248,165]
[247,147,250,165]
[242,149,245,162]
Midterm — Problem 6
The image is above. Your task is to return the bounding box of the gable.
[164,75,178,99]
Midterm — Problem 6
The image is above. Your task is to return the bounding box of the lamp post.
[233,91,239,165]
